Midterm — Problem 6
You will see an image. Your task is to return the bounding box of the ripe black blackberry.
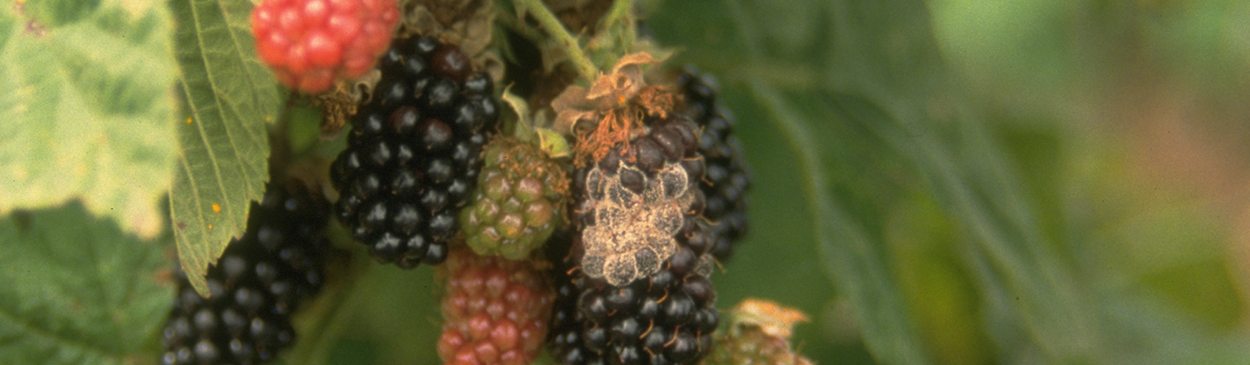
[549,235,719,365]
[160,183,330,365]
[330,35,500,268]
[546,231,601,365]
[551,114,719,365]
[678,67,751,262]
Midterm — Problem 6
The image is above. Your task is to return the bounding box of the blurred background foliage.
[324,0,1250,364]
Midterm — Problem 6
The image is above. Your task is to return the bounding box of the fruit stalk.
[514,0,600,81]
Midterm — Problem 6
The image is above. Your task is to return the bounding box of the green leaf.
[650,0,1120,363]
[169,0,280,297]
[651,1,931,364]
[0,202,172,365]
[652,0,1250,364]
[0,0,178,239]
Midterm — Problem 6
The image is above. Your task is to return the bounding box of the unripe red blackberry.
[460,138,570,260]
[437,246,554,365]
[331,35,500,268]
[677,67,751,262]
[160,183,330,365]
[252,0,400,93]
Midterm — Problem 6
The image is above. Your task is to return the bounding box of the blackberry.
[160,183,330,365]
[678,68,751,261]
[437,246,554,365]
[461,138,570,260]
[546,231,599,365]
[571,114,710,286]
[251,0,400,92]
[331,35,500,268]
[549,235,719,365]
[551,113,719,365]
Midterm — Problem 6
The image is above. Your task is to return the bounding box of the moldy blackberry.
[331,34,500,268]
[551,113,720,365]
[678,68,751,262]
[160,183,330,365]
[571,114,711,287]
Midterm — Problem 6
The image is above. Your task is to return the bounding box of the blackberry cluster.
[161,184,330,365]
[460,138,569,260]
[549,114,720,365]
[437,246,554,365]
[678,68,751,261]
[331,35,500,268]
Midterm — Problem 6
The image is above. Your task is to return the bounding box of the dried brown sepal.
[551,52,675,165]
[731,299,810,339]
[637,84,676,119]
[314,69,383,139]
[702,299,814,365]
[587,52,656,100]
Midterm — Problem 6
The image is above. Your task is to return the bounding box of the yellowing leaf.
[0,0,178,239]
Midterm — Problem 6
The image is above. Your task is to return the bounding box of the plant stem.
[600,0,634,35]
[515,0,600,81]
[496,11,546,46]
[598,0,636,55]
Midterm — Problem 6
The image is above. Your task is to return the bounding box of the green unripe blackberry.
[460,138,569,259]
[703,300,813,365]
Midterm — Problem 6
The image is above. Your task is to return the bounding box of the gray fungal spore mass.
[580,160,693,286]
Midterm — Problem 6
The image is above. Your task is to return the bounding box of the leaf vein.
[188,0,246,238]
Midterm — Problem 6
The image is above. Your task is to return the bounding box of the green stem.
[598,0,636,54]
[599,0,634,35]
[496,11,546,46]
[597,0,635,34]
[515,0,600,81]
[282,243,376,365]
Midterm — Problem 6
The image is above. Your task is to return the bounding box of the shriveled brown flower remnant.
[551,52,676,166]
